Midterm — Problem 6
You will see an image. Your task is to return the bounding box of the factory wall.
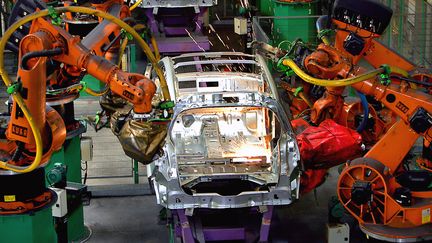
[379,0,432,68]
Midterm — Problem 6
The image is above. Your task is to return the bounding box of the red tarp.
[296,119,363,169]
[291,119,363,194]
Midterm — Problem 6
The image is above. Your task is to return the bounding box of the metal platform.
[172,206,274,243]
[361,223,432,242]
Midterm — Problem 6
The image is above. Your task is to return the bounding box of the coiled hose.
[0,6,170,173]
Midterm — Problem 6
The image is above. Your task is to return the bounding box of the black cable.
[82,161,88,184]
[11,141,24,162]
[21,47,63,70]
[327,0,334,28]
[390,75,432,87]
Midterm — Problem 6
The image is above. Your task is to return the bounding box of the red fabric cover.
[300,169,328,195]
[297,119,363,169]
[291,118,311,134]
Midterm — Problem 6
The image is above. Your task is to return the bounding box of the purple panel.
[163,27,189,36]
[203,228,246,241]
[259,206,274,242]
[194,7,207,34]
[152,37,210,53]
[194,56,203,72]
[144,8,159,35]
[176,209,196,243]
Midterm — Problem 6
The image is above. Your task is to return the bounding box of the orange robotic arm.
[292,37,432,243]
[305,0,432,239]
[27,16,156,114]
[5,6,156,170]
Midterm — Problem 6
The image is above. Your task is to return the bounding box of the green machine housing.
[272,0,320,45]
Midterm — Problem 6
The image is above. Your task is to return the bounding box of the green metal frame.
[0,206,57,243]
[259,0,274,16]
[271,0,319,45]
[47,136,87,242]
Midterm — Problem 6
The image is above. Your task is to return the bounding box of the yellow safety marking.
[422,208,431,224]
[4,195,16,202]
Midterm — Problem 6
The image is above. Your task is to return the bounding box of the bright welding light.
[232,157,264,163]
[228,144,270,162]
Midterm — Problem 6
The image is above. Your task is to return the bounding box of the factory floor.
[83,168,371,243]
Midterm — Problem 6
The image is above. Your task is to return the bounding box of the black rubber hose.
[390,75,432,87]
[316,15,329,33]
[21,48,63,70]
[327,0,334,28]
[11,141,24,162]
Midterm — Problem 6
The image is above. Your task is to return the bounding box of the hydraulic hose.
[151,36,161,61]
[282,59,409,87]
[21,48,63,70]
[83,85,109,96]
[356,91,369,132]
[0,6,170,173]
[316,15,331,45]
[298,92,313,108]
[129,0,143,11]
[391,75,432,87]
[0,94,43,173]
[281,83,313,108]
[118,37,129,66]
[11,142,24,162]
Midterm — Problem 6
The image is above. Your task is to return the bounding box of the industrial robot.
[256,0,432,241]
[0,0,168,241]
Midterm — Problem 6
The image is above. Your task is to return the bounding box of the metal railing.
[378,0,432,69]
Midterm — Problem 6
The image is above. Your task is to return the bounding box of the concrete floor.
[84,196,168,243]
[84,168,370,243]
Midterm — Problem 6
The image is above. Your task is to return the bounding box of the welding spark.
[239,0,244,8]
[216,33,228,48]
[195,21,201,30]
[209,24,216,33]
[239,0,250,8]
[185,29,206,52]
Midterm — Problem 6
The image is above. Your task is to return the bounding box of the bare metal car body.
[150,52,301,209]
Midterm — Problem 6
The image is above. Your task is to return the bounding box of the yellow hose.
[84,86,109,96]
[0,6,170,173]
[298,92,313,108]
[0,94,43,173]
[1,7,170,99]
[321,36,330,45]
[118,37,129,66]
[129,0,143,11]
[282,59,409,87]
[151,36,160,61]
